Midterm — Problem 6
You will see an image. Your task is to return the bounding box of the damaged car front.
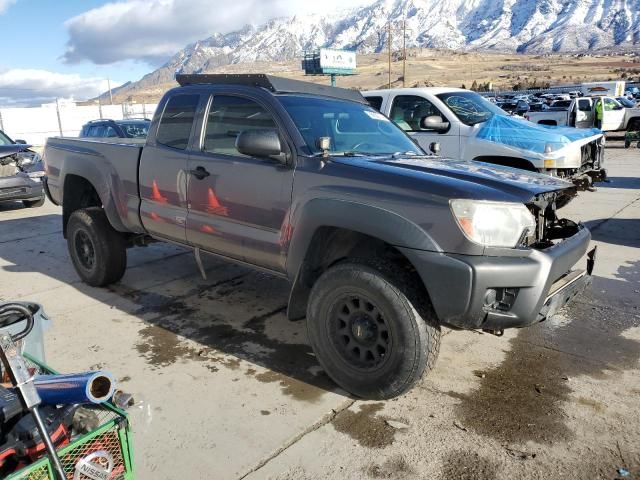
[0,136,46,208]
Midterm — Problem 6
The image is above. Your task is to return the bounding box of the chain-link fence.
[0,101,158,146]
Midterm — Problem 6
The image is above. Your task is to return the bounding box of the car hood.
[0,145,31,159]
[332,155,575,203]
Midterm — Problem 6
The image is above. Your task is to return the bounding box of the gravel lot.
[0,141,638,480]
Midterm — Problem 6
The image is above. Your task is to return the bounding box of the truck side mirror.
[236,129,282,158]
[420,116,450,133]
[14,139,27,144]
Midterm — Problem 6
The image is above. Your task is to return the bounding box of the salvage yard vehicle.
[526,95,640,133]
[0,132,46,208]
[364,88,606,190]
[79,118,151,139]
[43,74,595,399]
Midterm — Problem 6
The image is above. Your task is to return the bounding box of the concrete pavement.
[0,142,638,479]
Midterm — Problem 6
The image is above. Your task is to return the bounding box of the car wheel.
[22,197,45,208]
[67,207,127,287]
[307,259,440,399]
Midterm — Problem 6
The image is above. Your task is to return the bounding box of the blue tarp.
[476,115,600,154]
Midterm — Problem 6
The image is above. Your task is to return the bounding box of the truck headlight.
[27,171,45,179]
[450,199,536,248]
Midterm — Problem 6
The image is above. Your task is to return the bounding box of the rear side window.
[365,96,383,111]
[157,94,199,150]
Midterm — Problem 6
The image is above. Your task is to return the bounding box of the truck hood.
[476,115,601,155]
[333,155,576,203]
[0,145,30,159]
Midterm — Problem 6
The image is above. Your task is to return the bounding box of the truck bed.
[43,137,146,233]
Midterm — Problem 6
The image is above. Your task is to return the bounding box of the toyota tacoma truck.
[364,88,606,190]
[43,74,595,399]
[526,95,640,133]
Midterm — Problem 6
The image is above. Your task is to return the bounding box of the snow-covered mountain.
[129,0,639,90]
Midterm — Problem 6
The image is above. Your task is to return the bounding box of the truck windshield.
[277,95,423,156]
[0,130,13,145]
[436,91,507,126]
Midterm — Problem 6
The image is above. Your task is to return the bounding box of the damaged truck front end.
[398,183,594,335]
[0,145,46,207]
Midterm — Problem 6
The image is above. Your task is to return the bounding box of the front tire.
[67,208,127,287]
[307,260,440,399]
[23,197,45,208]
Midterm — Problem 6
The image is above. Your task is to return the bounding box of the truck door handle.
[189,166,210,180]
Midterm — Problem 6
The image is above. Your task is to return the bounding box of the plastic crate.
[624,130,640,148]
[5,354,135,480]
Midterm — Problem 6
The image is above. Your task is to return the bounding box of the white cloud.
[63,0,368,66]
[0,0,17,14]
[0,69,111,106]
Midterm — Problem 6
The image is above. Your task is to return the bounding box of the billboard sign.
[319,48,357,73]
[303,49,356,76]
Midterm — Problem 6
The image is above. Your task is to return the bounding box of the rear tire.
[22,197,45,208]
[306,259,440,399]
[67,207,127,287]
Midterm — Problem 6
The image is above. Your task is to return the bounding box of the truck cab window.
[105,126,119,138]
[204,95,277,157]
[365,96,383,111]
[578,99,591,111]
[390,95,444,131]
[156,94,199,150]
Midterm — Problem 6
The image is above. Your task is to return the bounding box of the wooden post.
[388,21,392,89]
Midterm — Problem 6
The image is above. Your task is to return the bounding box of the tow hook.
[482,329,504,337]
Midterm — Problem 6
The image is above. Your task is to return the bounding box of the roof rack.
[86,118,116,124]
[175,73,367,104]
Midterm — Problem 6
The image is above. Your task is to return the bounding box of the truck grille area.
[525,190,580,249]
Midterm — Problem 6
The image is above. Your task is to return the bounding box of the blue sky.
[0,0,149,84]
[0,0,367,106]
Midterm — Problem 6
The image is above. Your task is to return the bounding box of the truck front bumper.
[0,174,44,203]
[398,225,593,330]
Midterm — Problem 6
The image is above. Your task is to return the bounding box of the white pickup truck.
[525,96,640,132]
[364,88,606,190]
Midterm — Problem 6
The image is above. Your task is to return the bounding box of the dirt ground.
[0,141,638,479]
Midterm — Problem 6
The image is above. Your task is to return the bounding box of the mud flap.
[587,246,597,275]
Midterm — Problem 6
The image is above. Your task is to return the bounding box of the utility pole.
[388,21,392,89]
[107,78,114,105]
[98,96,103,119]
[0,110,4,132]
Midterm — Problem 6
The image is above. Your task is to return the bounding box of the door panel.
[186,95,293,272]
[139,94,200,243]
[575,99,594,128]
[388,94,460,157]
[602,97,626,131]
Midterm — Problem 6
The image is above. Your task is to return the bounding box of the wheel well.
[287,227,429,320]
[62,175,102,238]
[538,120,557,126]
[474,156,537,172]
[627,118,640,131]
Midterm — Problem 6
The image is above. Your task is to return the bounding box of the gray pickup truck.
[43,74,595,399]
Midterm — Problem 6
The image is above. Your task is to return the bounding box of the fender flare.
[57,144,129,233]
[285,198,441,280]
